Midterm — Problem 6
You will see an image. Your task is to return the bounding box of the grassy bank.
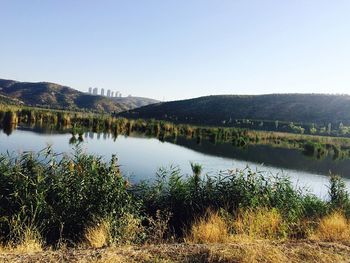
[1,103,350,160]
[1,148,350,262]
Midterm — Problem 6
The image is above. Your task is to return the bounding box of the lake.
[1,125,350,198]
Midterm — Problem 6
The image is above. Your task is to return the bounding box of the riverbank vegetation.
[2,104,350,161]
[1,148,350,262]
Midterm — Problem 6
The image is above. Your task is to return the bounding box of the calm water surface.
[1,127,350,197]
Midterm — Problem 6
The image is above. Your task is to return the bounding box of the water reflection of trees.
[66,129,350,177]
[1,123,16,136]
[2,108,350,161]
[2,112,350,176]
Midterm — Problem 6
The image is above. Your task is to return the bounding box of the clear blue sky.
[1,1,349,101]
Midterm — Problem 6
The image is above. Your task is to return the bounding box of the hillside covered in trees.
[119,94,350,126]
[0,79,158,112]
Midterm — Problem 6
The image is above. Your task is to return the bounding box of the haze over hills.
[119,94,350,125]
[0,79,158,112]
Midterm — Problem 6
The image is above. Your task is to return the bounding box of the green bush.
[0,147,139,245]
[1,147,350,245]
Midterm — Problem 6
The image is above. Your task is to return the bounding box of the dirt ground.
[1,240,350,263]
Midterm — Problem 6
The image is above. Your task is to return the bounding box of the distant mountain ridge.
[119,94,350,125]
[0,78,158,112]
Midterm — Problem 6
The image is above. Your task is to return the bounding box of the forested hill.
[0,79,158,112]
[119,94,350,125]
[0,93,24,105]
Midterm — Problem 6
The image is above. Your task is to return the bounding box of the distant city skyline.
[1,1,350,101]
[89,87,123,98]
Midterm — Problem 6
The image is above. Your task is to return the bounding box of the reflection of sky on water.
[1,128,349,198]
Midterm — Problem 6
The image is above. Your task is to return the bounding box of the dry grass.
[4,210,350,262]
[207,240,350,263]
[118,213,144,244]
[207,240,288,263]
[186,208,288,244]
[0,227,43,254]
[1,242,350,263]
[12,227,43,254]
[233,208,288,240]
[145,210,172,244]
[186,210,229,244]
[12,239,43,254]
[84,221,111,248]
[312,211,350,242]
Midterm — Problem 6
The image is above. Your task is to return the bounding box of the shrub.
[328,175,350,212]
[84,220,111,248]
[0,147,140,245]
[113,213,145,245]
[145,210,172,244]
[186,210,229,244]
[3,219,43,254]
[313,211,350,241]
[232,208,288,239]
[136,165,323,236]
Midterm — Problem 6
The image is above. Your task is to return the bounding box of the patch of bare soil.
[1,240,350,263]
